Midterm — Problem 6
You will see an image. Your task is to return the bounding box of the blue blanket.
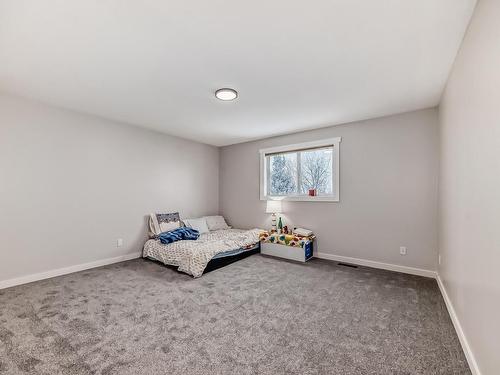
[158,227,200,244]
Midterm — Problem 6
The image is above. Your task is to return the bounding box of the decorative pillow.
[159,220,181,233]
[183,217,209,234]
[149,212,181,236]
[204,215,231,231]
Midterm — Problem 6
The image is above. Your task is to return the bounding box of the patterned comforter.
[143,228,262,277]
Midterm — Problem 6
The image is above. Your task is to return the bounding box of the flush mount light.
[215,88,238,101]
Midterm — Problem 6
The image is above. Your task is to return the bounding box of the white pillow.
[204,215,230,231]
[183,217,209,234]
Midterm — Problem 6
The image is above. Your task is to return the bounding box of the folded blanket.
[159,227,199,244]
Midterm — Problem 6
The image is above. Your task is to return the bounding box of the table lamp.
[266,199,283,232]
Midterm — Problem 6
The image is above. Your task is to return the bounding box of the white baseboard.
[315,252,437,278]
[436,276,481,375]
[0,252,141,290]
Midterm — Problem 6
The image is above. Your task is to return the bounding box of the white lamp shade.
[266,200,282,214]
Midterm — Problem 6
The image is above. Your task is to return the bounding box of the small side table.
[259,231,315,262]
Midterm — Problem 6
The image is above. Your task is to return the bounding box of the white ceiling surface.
[0,1,476,146]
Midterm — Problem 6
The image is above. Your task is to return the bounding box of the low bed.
[143,228,262,277]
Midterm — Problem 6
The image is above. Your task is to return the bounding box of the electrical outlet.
[117,238,123,247]
[438,254,441,265]
[399,246,407,255]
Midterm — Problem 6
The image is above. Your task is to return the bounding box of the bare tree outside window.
[300,149,333,194]
[267,147,333,197]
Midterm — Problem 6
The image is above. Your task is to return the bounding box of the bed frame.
[203,243,260,274]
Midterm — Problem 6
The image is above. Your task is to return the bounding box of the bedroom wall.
[220,109,439,272]
[438,0,500,373]
[0,94,219,283]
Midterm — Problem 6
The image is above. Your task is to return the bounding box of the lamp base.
[271,213,277,232]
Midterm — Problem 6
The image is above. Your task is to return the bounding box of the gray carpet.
[0,255,470,375]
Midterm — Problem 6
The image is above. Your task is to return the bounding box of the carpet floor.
[0,255,470,375]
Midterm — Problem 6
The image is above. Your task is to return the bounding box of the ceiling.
[0,0,476,146]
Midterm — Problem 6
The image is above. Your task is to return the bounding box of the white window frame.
[259,137,341,202]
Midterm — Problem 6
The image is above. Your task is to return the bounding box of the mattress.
[143,228,262,277]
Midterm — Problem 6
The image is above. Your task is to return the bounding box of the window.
[260,137,341,202]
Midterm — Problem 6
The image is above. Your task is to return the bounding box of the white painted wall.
[220,109,439,272]
[0,94,219,283]
[438,1,500,373]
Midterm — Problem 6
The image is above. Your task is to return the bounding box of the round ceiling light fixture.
[215,88,238,101]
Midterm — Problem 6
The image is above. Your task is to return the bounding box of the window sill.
[261,196,339,203]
